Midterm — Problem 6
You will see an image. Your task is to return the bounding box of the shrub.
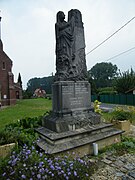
[99,136,135,155]
[97,87,117,95]
[0,115,44,146]
[0,130,17,145]
[112,107,132,121]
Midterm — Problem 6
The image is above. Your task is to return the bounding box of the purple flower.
[55,157,59,161]
[86,173,89,176]
[50,165,55,170]
[32,146,35,150]
[32,172,35,175]
[27,150,31,154]
[39,168,44,174]
[45,168,49,173]
[55,166,61,170]
[21,174,26,179]
[70,163,73,167]
[62,161,66,166]
[37,174,41,179]
[55,162,59,166]
[39,161,44,167]
[10,171,15,175]
[74,171,77,176]
[67,168,70,172]
[79,159,84,163]
[2,172,6,176]
[51,173,54,177]
[39,152,43,157]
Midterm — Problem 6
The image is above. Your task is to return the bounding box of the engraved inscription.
[75,84,89,94]
[70,97,83,106]
[62,85,74,95]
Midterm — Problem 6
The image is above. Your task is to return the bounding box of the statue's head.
[57,11,65,22]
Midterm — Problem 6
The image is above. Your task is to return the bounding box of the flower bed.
[0,144,97,179]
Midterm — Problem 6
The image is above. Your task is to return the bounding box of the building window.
[2,62,6,70]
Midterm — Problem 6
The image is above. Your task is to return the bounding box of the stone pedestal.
[52,81,91,114]
[42,81,100,133]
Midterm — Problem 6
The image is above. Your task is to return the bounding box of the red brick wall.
[0,50,14,105]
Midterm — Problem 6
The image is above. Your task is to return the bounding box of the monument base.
[36,81,123,156]
[43,110,101,133]
[36,123,123,157]
[43,81,100,133]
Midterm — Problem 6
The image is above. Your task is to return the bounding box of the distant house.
[0,16,22,106]
[125,88,135,95]
[34,88,46,98]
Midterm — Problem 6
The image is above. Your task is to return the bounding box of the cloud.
[0,0,135,89]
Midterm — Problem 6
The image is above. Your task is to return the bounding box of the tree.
[113,68,135,93]
[88,62,118,88]
[26,76,54,95]
[17,73,22,88]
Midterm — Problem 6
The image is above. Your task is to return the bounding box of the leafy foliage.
[110,107,133,121]
[97,87,117,95]
[0,115,44,146]
[99,136,135,155]
[88,62,118,88]
[27,76,54,95]
[0,129,17,145]
[113,68,135,93]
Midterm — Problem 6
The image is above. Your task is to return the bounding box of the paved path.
[90,124,135,180]
[90,153,135,180]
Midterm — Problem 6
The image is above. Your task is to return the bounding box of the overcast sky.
[0,0,135,89]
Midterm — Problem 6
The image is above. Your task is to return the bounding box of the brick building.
[0,16,22,106]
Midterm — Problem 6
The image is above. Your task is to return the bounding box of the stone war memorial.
[36,9,123,156]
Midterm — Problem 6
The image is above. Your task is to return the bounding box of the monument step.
[36,124,123,155]
[36,123,114,141]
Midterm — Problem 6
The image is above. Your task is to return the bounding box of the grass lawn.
[0,98,52,129]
